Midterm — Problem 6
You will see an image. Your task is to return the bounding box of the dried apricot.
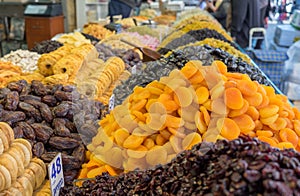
[294,120,300,137]
[246,106,260,121]
[244,93,263,107]
[257,135,277,147]
[162,114,184,128]
[277,142,295,150]
[195,111,207,134]
[143,138,155,149]
[237,80,258,96]
[260,114,279,125]
[224,87,244,110]
[256,130,273,137]
[181,62,198,79]
[217,118,241,140]
[182,132,202,150]
[156,134,167,145]
[123,135,145,149]
[200,106,210,126]
[195,86,209,104]
[259,105,280,118]
[189,71,204,84]
[279,128,299,147]
[130,99,147,111]
[213,60,227,74]
[232,114,255,134]
[228,99,249,118]
[114,128,130,146]
[168,127,186,138]
[254,120,263,130]
[87,166,107,178]
[169,135,183,153]
[174,87,193,107]
[104,165,117,176]
[212,98,228,115]
[269,117,287,131]
[127,145,148,159]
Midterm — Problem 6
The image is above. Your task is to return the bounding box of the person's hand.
[206,0,213,8]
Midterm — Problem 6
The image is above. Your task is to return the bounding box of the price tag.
[109,94,115,111]
[48,153,64,196]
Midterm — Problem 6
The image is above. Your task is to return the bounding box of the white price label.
[48,153,64,196]
[109,94,115,111]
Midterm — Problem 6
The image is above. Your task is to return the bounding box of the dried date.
[62,154,81,170]
[48,136,79,150]
[53,102,70,117]
[41,95,57,107]
[19,95,41,102]
[52,118,71,137]
[40,151,57,162]
[62,85,76,92]
[31,123,54,143]
[78,123,98,139]
[0,88,10,99]
[31,80,49,96]
[54,90,73,102]
[64,170,78,184]
[33,142,45,157]
[65,120,77,133]
[0,111,26,125]
[16,122,36,141]
[13,126,24,138]
[5,91,19,111]
[18,102,42,122]
[7,80,26,93]
[39,102,53,123]
[72,144,85,163]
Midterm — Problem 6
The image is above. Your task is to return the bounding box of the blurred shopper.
[108,0,137,22]
[205,0,223,13]
[206,0,230,28]
[230,0,260,48]
[254,0,270,49]
[199,0,207,9]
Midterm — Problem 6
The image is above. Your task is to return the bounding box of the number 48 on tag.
[48,153,64,196]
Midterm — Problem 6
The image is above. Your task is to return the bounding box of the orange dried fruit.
[213,60,227,74]
[269,117,287,131]
[195,86,209,104]
[114,128,130,146]
[232,114,255,134]
[217,118,241,140]
[244,92,263,107]
[224,87,244,110]
[174,87,193,107]
[237,80,258,96]
[168,127,186,138]
[203,99,212,111]
[104,165,117,176]
[210,82,225,100]
[162,114,184,128]
[123,135,145,149]
[254,120,263,130]
[200,106,210,126]
[277,142,295,150]
[127,145,148,159]
[293,120,300,136]
[257,136,277,147]
[212,98,228,115]
[181,62,198,79]
[195,111,207,134]
[130,99,147,111]
[260,114,279,125]
[146,113,165,130]
[158,94,179,112]
[143,138,155,149]
[148,86,164,95]
[131,110,146,122]
[246,106,260,121]
[189,71,204,85]
[256,130,273,137]
[156,134,167,145]
[256,94,270,109]
[146,146,168,166]
[263,85,275,96]
[182,132,202,150]
[224,80,237,89]
[147,80,165,90]
[87,166,107,178]
[259,105,280,118]
[228,99,249,118]
[279,128,299,147]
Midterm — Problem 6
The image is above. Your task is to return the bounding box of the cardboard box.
[274,24,300,47]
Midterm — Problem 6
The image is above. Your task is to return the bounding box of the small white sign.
[131,65,137,75]
[109,94,115,111]
[48,153,64,196]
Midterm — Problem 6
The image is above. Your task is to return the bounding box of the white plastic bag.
[283,40,300,77]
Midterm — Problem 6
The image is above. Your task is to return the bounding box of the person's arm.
[231,0,248,38]
[206,0,217,12]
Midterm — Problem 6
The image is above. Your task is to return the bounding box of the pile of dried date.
[0,80,107,183]
[61,135,300,195]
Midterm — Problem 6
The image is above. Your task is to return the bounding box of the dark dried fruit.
[13,126,24,138]
[5,91,19,111]
[41,95,57,107]
[72,144,85,163]
[16,122,36,141]
[0,111,26,125]
[33,142,45,157]
[31,123,54,143]
[18,102,42,122]
[62,154,81,170]
[52,118,71,137]
[48,136,79,150]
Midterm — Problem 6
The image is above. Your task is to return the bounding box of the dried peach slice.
[174,87,193,107]
[182,132,202,150]
[212,98,228,115]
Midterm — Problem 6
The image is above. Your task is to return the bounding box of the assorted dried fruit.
[82,23,114,40]
[1,49,40,73]
[0,80,106,183]
[61,136,300,195]
[30,40,64,54]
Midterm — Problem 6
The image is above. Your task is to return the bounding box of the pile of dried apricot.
[79,60,300,179]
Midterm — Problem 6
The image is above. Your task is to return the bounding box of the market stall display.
[0,6,299,196]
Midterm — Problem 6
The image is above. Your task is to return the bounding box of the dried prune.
[5,91,19,111]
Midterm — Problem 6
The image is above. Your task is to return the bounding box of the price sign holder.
[48,153,64,196]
